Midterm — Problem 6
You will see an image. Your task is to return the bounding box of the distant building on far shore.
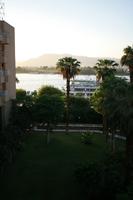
[0,20,16,130]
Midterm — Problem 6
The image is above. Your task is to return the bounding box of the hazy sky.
[4,0,133,61]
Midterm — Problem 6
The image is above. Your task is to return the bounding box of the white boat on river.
[70,80,99,97]
[16,73,128,94]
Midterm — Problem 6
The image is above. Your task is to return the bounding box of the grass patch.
[0,132,123,200]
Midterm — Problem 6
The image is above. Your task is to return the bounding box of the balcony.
[0,32,9,44]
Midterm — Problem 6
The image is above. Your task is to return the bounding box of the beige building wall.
[0,20,16,128]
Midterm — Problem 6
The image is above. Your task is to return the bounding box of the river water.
[16,73,96,92]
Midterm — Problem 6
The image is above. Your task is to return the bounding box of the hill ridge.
[17,53,120,67]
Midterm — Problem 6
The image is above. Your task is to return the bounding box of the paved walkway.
[33,126,126,140]
[33,127,102,133]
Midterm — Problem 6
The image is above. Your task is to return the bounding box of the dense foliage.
[69,96,102,123]
[81,132,93,145]
[0,102,27,174]
[121,45,133,83]
[37,85,64,97]
[75,151,125,200]
[90,76,129,135]
[33,94,64,128]
[0,124,23,174]
[16,87,102,127]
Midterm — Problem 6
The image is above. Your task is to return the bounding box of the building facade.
[0,20,16,130]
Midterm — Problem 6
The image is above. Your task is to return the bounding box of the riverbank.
[16,66,129,76]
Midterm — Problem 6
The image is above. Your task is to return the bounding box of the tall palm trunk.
[46,122,50,144]
[111,128,115,153]
[129,66,133,83]
[103,114,108,143]
[66,69,70,134]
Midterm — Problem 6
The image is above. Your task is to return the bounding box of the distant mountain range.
[17,53,120,67]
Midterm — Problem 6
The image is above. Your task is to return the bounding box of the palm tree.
[121,46,133,182]
[56,57,80,133]
[121,45,133,83]
[93,59,118,142]
[119,83,133,184]
[94,59,118,82]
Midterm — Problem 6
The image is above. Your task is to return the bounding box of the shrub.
[74,151,125,199]
[116,193,130,200]
[75,160,102,190]
[81,132,93,145]
[116,183,133,200]
[0,125,23,175]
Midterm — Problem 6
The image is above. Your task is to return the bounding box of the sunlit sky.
[4,0,133,61]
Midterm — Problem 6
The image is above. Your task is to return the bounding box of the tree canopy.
[94,59,118,82]
[121,45,133,83]
[56,57,80,79]
[38,85,63,97]
[33,94,64,126]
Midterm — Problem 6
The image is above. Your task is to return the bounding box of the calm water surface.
[16,73,96,92]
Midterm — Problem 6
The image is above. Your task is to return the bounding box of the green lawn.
[0,133,113,200]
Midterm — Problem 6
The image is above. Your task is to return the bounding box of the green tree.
[56,57,80,133]
[119,84,133,184]
[90,85,107,136]
[93,59,118,141]
[38,85,63,96]
[94,59,118,82]
[91,76,133,183]
[16,89,37,130]
[34,94,64,144]
[91,76,128,144]
[107,82,133,183]
[101,77,128,151]
[69,96,102,123]
[16,89,37,108]
[16,89,27,104]
[120,45,133,182]
[121,45,133,83]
